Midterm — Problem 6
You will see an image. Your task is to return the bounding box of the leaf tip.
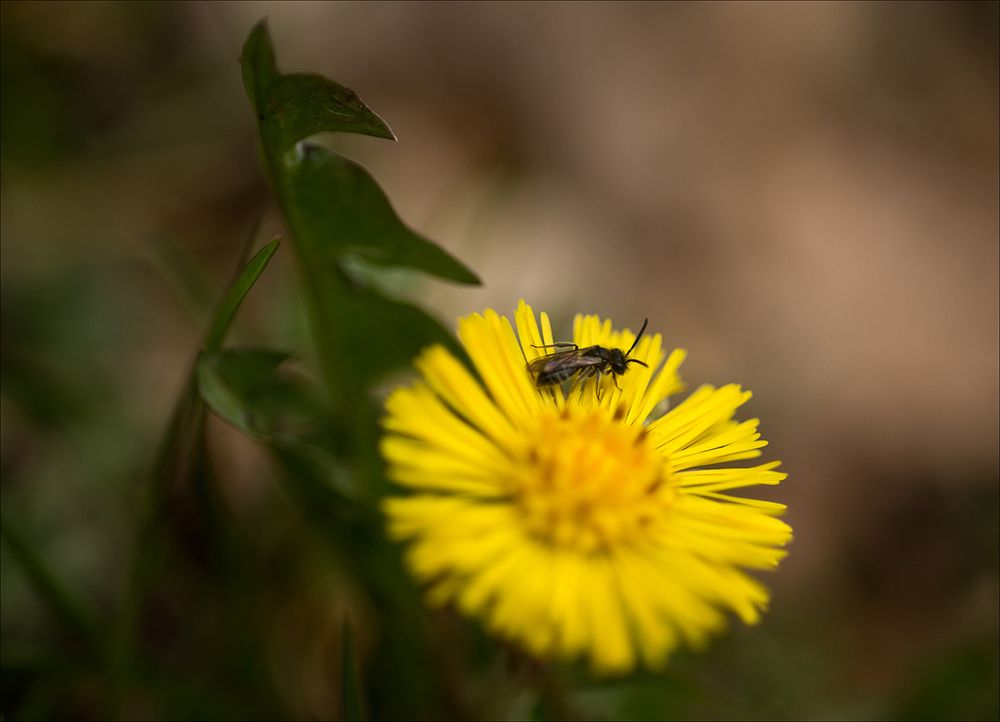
[374,114,397,142]
[455,266,482,286]
[261,236,281,256]
[241,18,278,113]
[352,102,397,141]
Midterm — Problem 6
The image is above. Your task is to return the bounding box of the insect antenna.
[624,318,649,358]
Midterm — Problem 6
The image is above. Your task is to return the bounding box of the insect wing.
[529,346,605,385]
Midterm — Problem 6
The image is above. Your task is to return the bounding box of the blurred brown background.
[2,2,998,720]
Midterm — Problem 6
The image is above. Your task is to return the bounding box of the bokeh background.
[2,2,998,720]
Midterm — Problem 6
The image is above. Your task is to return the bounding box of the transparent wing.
[528,346,604,376]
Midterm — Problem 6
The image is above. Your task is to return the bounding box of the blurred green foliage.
[1,19,495,721]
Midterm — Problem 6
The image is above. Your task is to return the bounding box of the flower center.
[514,406,672,553]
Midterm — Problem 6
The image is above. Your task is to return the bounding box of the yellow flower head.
[381,301,792,674]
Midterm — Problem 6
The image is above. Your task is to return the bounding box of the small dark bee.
[528,318,650,400]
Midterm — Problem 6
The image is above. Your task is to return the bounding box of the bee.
[528,318,650,400]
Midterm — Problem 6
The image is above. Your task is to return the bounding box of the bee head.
[612,319,650,376]
[609,348,629,375]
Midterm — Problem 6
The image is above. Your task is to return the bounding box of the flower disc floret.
[516,406,671,553]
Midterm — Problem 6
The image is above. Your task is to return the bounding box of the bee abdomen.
[536,367,579,386]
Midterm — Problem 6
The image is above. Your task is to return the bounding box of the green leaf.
[240,21,278,115]
[262,74,395,150]
[196,348,328,438]
[241,22,394,151]
[197,348,369,504]
[290,264,459,404]
[327,280,460,391]
[202,238,280,352]
[284,144,479,284]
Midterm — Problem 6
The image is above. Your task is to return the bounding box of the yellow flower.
[381,301,792,674]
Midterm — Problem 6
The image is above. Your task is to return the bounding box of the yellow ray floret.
[380,301,792,674]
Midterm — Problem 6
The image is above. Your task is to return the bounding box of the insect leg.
[571,368,591,404]
[531,342,579,350]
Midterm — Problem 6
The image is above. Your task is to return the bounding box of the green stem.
[257,142,350,416]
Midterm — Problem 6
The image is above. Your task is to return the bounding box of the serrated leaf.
[240,21,479,426]
[242,22,393,150]
[262,74,395,150]
[284,143,478,284]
